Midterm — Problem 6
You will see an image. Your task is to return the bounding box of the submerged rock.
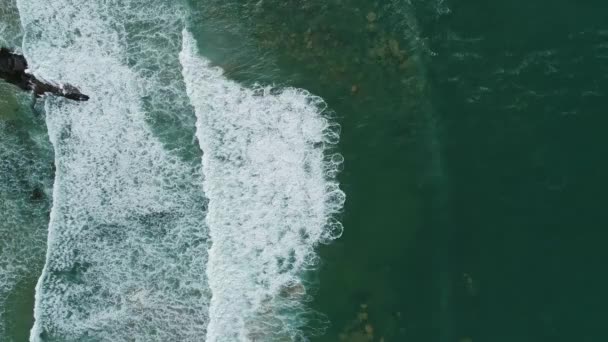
[366,12,377,22]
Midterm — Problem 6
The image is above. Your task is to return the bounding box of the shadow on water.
[187,0,453,340]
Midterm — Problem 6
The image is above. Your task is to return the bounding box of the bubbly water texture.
[10,0,342,339]
[1,4,52,338]
[0,0,21,48]
[0,115,52,341]
[17,1,209,340]
[180,30,344,341]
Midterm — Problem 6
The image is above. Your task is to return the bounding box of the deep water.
[192,0,608,340]
[2,0,608,341]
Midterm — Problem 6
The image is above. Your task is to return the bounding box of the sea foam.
[0,3,52,338]
[16,1,210,340]
[180,30,344,341]
[13,0,343,339]
[0,0,22,48]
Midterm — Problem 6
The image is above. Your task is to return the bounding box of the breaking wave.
[7,0,344,340]
[17,0,209,340]
[180,29,344,341]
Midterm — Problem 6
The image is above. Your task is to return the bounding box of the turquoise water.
[2,0,608,341]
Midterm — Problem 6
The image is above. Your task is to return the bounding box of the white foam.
[0,0,22,48]
[16,1,210,340]
[0,5,45,331]
[180,30,344,341]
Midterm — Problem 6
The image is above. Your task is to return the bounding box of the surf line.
[180,29,345,341]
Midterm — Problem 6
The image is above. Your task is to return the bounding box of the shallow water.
[0,87,53,341]
[2,0,608,341]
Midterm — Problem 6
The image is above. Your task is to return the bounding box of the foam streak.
[180,30,344,341]
[16,1,210,340]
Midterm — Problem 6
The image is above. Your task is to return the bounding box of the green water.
[188,3,441,340]
[0,86,52,341]
[3,0,608,340]
[427,1,608,341]
[189,0,608,341]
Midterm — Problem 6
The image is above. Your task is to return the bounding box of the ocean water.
[0,89,53,341]
[2,0,608,341]
[180,29,343,341]
[0,1,53,340]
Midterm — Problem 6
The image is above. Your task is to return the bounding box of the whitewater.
[5,0,343,341]
[180,30,344,341]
